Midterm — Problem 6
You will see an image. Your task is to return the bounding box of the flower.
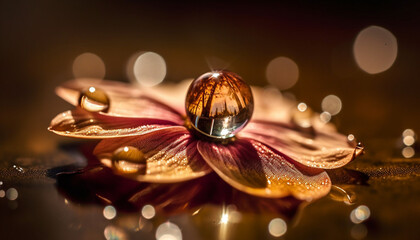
[49,70,363,201]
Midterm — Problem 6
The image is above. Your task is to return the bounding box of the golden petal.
[197,138,331,200]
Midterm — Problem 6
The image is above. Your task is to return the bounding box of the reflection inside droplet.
[73,52,106,79]
[353,25,398,74]
[112,146,146,174]
[132,52,166,87]
[321,95,342,116]
[350,205,370,224]
[185,70,254,139]
[78,87,110,112]
[103,205,117,220]
[402,147,415,158]
[268,218,287,237]
[266,57,299,90]
[155,222,182,240]
[6,188,18,200]
[141,204,156,219]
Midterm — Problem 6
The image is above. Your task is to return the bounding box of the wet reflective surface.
[1,139,419,239]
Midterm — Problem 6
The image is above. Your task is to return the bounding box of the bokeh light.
[6,188,18,200]
[155,222,182,240]
[72,52,106,79]
[353,26,398,74]
[348,134,355,142]
[321,95,342,116]
[266,57,299,90]
[297,102,307,112]
[268,218,287,237]
[350,205,371,224]
[103,205,117,220]
[320,111,332,123]
[104,225,126,240]
[402,129,415,138]
[402,147,415,158]
[141,204,156,220]
[0,190,5,198]
[131,51,166,87]
[403,136,415,146]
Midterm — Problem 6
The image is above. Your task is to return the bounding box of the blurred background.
[1,0,419,155]
[1,1,420,240]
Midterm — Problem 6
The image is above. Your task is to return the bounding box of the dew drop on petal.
[78,87,110,112]
[112,146,146,174]
[185,70,254,139]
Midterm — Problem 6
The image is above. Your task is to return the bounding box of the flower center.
[185,70,254,139]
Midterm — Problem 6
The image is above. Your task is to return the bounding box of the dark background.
[1,1,420,155]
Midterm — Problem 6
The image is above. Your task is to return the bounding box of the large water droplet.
[78,87,110,112]
[112,146,146,174]
[185,70,253,139]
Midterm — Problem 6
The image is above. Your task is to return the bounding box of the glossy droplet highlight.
[185,70,253,139]
[79,87,110,112]
[112,146,146,174]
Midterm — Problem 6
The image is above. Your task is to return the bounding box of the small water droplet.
[112,146,146,174]
[329,185,356,205]
[78,86,110,112]
[356,142,364,149]
[185,70,254,139]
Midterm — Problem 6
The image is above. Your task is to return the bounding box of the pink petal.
[94,126,212,183]
[197,138,331,200]
[49,108,178,139]
[240,120,363,169]
[56,79,184,124]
